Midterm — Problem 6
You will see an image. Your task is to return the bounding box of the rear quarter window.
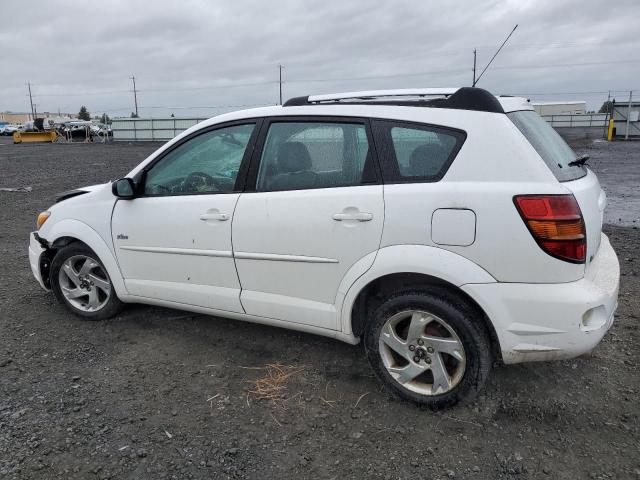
[508,110,586,182]
[372,120,466,183]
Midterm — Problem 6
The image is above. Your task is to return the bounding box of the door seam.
[230,193,247,313]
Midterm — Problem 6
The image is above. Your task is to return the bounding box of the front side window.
[373,120,465,183]
[256,122,373,191]
[144,123,255,195]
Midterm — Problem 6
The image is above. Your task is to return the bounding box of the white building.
[532,101,586,116]
[611,101,640,138]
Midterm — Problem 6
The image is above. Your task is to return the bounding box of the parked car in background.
[1,124,22,136]
[55,121,94,139]
[28,87,620,409]
[97,124,113,137]
[89,124,112,138]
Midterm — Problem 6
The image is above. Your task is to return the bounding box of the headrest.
[277,142,312,173]
[409,143,445,175]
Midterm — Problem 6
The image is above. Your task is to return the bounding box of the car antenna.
[473,24,518,87]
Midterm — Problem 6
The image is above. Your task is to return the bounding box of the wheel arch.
[51,235,80,249]
[338,245,502,361]
[42,219,127,297]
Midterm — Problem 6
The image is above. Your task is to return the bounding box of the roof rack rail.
[308,88,460,103]
[283,86,505,114]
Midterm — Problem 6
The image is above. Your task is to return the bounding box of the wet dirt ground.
[0,137,638,479]
[583,140,640,227]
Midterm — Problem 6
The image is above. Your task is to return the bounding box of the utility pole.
[472,49,477,87]
[625,90,633,140]
[278,65,284,105]
[27,82,35,120]
[474,24,518,86]
[130,75,139,117]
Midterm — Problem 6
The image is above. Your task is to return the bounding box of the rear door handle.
[332,212,373,222]
[200,212,229,221]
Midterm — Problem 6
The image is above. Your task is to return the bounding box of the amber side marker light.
[36,211,51,230]
[513,194,586,263]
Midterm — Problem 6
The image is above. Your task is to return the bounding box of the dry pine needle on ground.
[245,363,306,405]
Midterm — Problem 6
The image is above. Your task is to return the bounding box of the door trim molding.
[234,251,338,263]
[119,245,233,258]
[118,246,338,263]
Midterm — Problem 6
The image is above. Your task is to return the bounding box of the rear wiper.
[568,154,590,167]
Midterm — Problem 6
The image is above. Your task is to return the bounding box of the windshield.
[508,110,586,182]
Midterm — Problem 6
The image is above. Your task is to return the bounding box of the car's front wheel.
[364,288,491,409]
[50,243,123,320]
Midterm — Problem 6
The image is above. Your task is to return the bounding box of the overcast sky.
[1,0,638,118]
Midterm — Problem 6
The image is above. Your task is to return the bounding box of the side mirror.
[112,178,136,199]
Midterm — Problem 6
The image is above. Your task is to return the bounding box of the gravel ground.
[0,136,638,479]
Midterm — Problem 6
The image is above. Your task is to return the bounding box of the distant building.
[532,101,586,116]
[611,101,640,138]
[0,112,32,123]
[0,111,77,124]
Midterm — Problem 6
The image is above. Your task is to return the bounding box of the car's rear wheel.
[364,288,491,409]
[50,243,123,320]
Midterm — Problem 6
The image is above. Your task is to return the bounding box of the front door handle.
[200,212,229,221]
[332,212,373,222]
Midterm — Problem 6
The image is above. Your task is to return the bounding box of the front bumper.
[462,233,620,364]
[29,232,50,291]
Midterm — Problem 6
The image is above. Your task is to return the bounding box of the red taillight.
[514,194,586,263]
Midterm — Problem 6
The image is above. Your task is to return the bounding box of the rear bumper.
[462,233,620,364]
[29,232,49,291]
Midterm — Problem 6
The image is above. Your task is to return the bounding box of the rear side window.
[372,120,466,183]
[255,121,375,191]
[508,110,586,182]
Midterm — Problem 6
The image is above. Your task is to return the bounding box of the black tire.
[50,243,124,320]
[364,287,491,409]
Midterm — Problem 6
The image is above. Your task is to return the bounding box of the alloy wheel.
[378,310,466,396]
[57,255,112,312]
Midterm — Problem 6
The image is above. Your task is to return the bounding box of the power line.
[143,104,270,109]
[25,58,640,100]
[141,80,278,93]
[31,81,276,97]
[486,39,615,50]
[491,59,640,70]
[294,39,620,66]
[508,90,615,96]
[282,60,640,85]
[290,68,466,83]
[89,90,638,114]
[92,103,271,113]
[32,89,130,97]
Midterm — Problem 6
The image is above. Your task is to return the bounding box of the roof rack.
[283,86,505,114]
[307,88,459,103]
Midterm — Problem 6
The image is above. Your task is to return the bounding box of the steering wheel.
[182,171,219,192]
